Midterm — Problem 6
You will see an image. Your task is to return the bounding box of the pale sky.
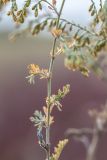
[0,0,105,32]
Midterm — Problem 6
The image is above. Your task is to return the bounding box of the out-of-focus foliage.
[1,0,107,78]
[61,0,107,78]
[89,102,107,131]
[0,0,9,6]
[66,102,107,160]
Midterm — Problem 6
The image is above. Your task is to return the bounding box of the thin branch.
[43,0,59,16]
[60,18,98,36]
[66,128,94,137]
[86,127,100,160]
[46,1,66,160]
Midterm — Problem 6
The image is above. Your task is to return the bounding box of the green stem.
[46,0,66,160]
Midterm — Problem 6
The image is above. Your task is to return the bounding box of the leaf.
[25,0,31,7]
[79,67,89,77]
[46,84,70,111]
[43,106,54,125]
[38,2,42,10]
[26,74,35,84]
[26,64,49,84]
[30,110,45,127]
[2,0,9,4]
[35,8,38,17]
[51,139,68,160]
[51,28,62,38]
[89,4,94,12]
[52,0,56,6]
[28,64,40,74]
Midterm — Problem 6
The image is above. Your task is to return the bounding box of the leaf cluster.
[26,64,49,84]
[30,84,70,152]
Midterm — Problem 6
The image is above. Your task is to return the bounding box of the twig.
[60,18,98,36]
[86,127,100,160]
[46,1,66,160]
[66,128,94,137]
[38,0,59,16]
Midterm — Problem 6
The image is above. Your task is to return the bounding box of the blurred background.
[0,0,107,160]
